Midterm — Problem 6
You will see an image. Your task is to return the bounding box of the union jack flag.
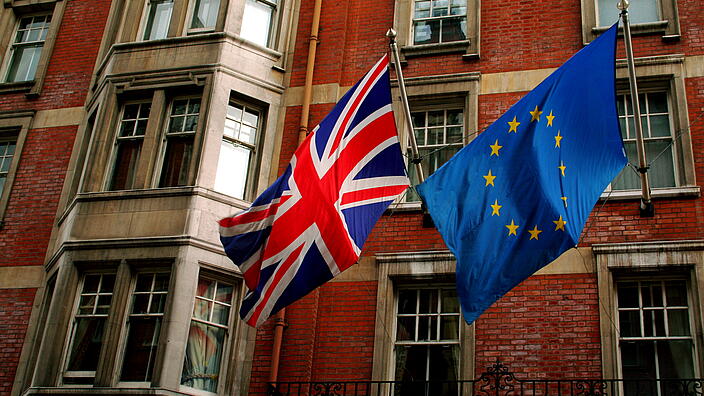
[219,56,409,327]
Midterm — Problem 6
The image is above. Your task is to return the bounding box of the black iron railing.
[267,361,704,396]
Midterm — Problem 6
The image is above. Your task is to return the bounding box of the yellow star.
[530,105,543,122]
[558,161,566,177]
[528,225,542,240]
[508,116,520,133]
[483,170,496,187]
[490,199,502,216]
[553,215,567,231]
[490,139,503,156]
[554,130,563,148]
[561,196,568,207]
[546,111,555,126]
[506,220,519,236]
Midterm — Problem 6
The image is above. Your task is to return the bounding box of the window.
[143,0,174,40]
[110,102,151,190]
[214,100,262,199]
[394,286,461,396]
[0,138,17,199]
[181,278,234,392]
[616,279,695,395]
[4,14,51,82]
[63,274,116,384]
[412,0,466,45]
[596,0,658,26]
[580,0,680,42]
[159,97,200,187]
[612,91,676,190]
[407,107,464,201]
[240,0,278,47]
[120,272,170,382]
[189,0,220,31]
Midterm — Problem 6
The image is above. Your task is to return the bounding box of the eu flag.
[416,23,626,324]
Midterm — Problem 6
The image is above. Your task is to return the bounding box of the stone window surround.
[80,74,212,194]
[580,0,681,43]
[26,247,252,395]
[391,72,479,209]
[393,0,480,60]
[601,54,697,200]
[0,111,32,228]
[594,240,704,380]
[372,250,475,390]
[0,0,66,96]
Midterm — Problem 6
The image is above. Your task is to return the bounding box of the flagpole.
[386,28,425,183]
[618,0,655,217]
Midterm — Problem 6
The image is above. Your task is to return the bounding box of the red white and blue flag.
[219,56,409,327]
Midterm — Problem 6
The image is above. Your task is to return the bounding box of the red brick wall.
[475,274,602,378]
[0,288,37,395]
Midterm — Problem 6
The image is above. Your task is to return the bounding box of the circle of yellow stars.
[482,105,569,239]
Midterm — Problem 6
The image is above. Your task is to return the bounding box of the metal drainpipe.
[269,0,323,388]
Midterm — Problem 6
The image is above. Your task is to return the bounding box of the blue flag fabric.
[416,23,626,324]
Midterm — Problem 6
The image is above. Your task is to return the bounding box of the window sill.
[401,40,470,58]
[599,186,700,201]
[0,80,34,94]
[592,20,677,40]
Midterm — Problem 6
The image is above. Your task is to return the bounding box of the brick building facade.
[0,0,702,395]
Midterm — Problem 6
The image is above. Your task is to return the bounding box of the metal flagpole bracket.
[618,0,655,217]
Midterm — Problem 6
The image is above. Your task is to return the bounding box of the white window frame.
[2,13,52,83]
[239,0,279,48]
[180,276,236,394]
[156,96,201,188]
[214,98,264,200]
[411,0,468,46]
[107,100,153,191]
[615,277,698,387]
[393,285,462,391]
[117,271,171,385]
[139,0,175,41]
[60,272,116,385]
[185,0,220,34]
[579,0,681,43]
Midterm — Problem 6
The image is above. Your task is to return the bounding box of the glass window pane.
[441,289,458,313]
[411,112,426,128]
[446,126,463,144]
[413,128,425,146]
[657,340,694,379]
[619,310,641,337]
[428,344,459,381]
[646,140,676,188]
[132,294,150,314]
[110,141,141,190]
[191,0,220,29]
[648,115,670,137]
[666,281,687,306]
[419,289,438,313]
[101,274,116,293]
[240,0,274,47]
[610,143,638,190]
[120,317,162,381]
[78,295,96,315]
[396,316,415,341]
[6,45,42,82]
[185,115,198,132]
[427,111,444,127]
[212,303,229,325]
[394,345,427,383]
[96,295,112,314]
[227,103,243,120]
[154,273,170,291]
[427,127,443,145]
[440,316,459,340]
[599,0,658,26]
[197,278,215,299]
[144,0,173,40]
[169,116,184,133]
[150,293,167,314]
[418,316,430,340]
[214,140,251,199]
[620,340,656,379]
[398,290,416,314]
[83,275,101,293]
[618,282,639,308]
[215,284,233,303]
[667,309,690,336]
[172,100,187,115]
[239,125,257,145]
[181,322,225,391]
[159,136,194,187]
[136,274,153,292]
[414,20,440,45]
[441,16,467,42]
[193,299,210,321]
[66,318,106,372]
[648,92,668,113]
